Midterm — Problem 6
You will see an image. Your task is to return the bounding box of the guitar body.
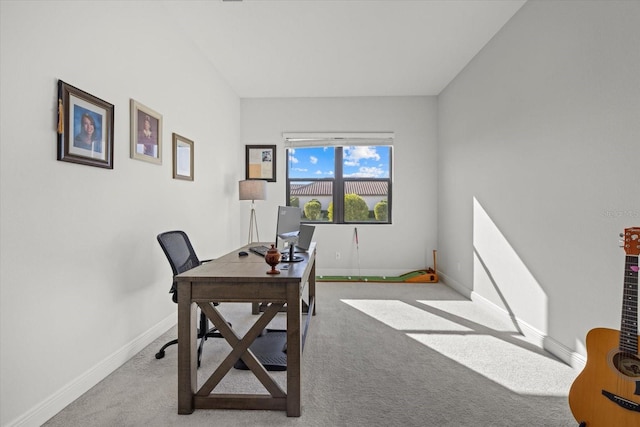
[570,227,640,426]
[569,327,640,426]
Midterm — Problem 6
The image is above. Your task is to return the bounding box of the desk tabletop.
[175,242,316,283]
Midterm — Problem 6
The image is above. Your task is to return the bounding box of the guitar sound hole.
[613,352,640,378]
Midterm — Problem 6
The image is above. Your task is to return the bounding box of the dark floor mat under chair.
[233,329,288,371]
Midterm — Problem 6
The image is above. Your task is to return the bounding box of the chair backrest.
[157,231,201,301]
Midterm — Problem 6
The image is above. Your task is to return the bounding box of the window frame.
[285,144,393,225]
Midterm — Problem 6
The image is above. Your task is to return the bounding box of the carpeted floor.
[43,282,580,426]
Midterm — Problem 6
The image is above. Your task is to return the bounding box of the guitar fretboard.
[620,254,639,354]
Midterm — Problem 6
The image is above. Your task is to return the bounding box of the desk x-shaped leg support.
[193,302,288,410]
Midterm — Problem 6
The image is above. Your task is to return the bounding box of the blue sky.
[288,146,390,179]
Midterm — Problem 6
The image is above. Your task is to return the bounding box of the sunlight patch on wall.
[473,197,548,335]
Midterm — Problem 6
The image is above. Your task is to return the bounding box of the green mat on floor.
[316,270,432,283]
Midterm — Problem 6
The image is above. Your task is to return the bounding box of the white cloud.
[345,166,385,178]
[344,146,380,166]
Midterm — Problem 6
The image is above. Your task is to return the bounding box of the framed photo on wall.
[245,145,276,182]
[57,80,114,169]
[130,99,162,164]
[172,133,194,181]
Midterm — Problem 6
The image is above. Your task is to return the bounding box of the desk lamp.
[239,180,266,244]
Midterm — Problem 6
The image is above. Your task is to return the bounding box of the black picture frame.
[57,80,114,169]
[245,144,276,182]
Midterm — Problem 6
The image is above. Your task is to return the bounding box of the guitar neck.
[619,254,639,354]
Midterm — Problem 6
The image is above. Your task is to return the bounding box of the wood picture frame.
[57,80,114,169]
[130,99,162,164]
[245,144,276,182]
[172,133,194,181]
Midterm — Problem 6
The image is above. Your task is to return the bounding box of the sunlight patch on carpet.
[341,299,472,332]
[407,333,576,396]
[341,298,577,397]
[416,300,519,332]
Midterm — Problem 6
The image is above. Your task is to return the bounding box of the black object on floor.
[234,329,287,371]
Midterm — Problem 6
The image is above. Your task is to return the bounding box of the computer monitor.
[275,205,301,242]
[275,206,303,261]
[295,224,315,252]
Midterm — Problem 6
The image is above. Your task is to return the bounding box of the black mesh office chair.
[155,230,226,367]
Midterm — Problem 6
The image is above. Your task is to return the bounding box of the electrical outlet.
[335,251,341,260]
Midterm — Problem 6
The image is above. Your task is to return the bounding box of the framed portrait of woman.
[130,99,162,165]
[57,80,114,169]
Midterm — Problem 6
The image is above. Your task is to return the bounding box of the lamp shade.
[239,180,266,201]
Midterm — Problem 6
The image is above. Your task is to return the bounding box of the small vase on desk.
[265,244,281,275]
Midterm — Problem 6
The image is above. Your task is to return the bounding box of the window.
[285,134,393,224]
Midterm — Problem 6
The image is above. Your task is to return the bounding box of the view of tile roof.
[290,181,388,196]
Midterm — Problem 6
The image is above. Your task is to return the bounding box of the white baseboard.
[437,271,472,299]
[470,290,586,370]
[438,272,586,371]
[7,313,176,427]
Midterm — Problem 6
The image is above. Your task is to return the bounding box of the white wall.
[438,0,640,365]
[241,97,438,277]
[0,2,242,426]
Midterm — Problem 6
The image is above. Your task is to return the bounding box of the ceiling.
[167,0,526,98]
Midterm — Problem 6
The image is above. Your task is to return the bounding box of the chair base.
[154,311,227,368]
[154,328,222,359]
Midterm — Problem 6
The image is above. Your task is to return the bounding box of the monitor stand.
[282,244,303,262]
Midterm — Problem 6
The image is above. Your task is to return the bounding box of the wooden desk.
[175,243,316,417]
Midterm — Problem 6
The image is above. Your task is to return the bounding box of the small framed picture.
[172,133,194,181]
[130,99,162,164]
[245,145,276,182]
[57,80,114,169]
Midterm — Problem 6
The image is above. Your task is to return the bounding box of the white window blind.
[283,132,394,147]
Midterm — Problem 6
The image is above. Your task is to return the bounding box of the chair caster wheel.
[155,351,165,359]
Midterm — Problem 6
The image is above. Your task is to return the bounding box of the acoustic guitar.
[569,227,640,426]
